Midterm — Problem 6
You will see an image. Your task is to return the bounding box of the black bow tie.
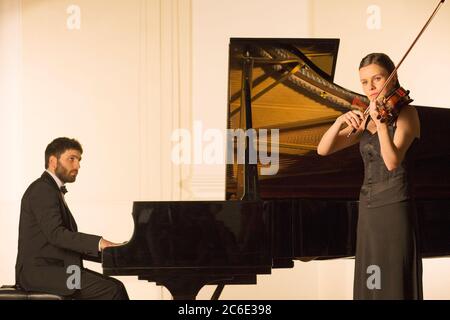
[60,186,68,194]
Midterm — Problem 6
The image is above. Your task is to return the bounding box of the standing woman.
[317,53,422,300]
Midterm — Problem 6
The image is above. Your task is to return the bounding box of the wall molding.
[138,0,193,201]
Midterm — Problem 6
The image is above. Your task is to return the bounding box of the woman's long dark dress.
[353,117,423,300]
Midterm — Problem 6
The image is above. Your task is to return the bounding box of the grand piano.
[102,38,450,300]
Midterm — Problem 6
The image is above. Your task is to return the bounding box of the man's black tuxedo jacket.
[15,171,101,295]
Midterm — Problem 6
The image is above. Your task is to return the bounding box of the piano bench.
[0,285,65,300]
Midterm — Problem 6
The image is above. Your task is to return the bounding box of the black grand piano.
[102,38,450,300]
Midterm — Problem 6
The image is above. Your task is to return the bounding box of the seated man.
[15,137,129,300]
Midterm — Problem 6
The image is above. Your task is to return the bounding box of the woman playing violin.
[317,53,422,300]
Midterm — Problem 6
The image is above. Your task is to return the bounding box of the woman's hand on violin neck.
[338,110,365,130]
[369,100,384,128]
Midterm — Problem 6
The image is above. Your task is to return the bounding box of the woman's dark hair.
[359,53,400,88]
[45,137,83,169]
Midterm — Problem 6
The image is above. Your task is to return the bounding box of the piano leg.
[139,275,257,300]
[140,275,231,300]
[211,284,225,300]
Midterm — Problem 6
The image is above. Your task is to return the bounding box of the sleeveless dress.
[353,117,423,300]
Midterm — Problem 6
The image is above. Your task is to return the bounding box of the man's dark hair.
[45,137,83,169]
[359,53,400,88]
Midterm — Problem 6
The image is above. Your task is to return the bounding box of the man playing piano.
[15,137,129,300]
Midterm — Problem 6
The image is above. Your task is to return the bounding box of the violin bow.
[347,0,446,137]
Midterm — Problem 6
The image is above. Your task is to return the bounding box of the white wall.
[0,0,23,293]
[311,0,450,109]
[0,0,191,300]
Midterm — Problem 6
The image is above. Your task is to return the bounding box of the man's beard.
[55,161,78,183]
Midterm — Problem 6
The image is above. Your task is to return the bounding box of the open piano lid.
[226,38,369,200]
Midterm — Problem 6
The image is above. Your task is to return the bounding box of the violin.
[348,0,446,137]
[376,86,414,125]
